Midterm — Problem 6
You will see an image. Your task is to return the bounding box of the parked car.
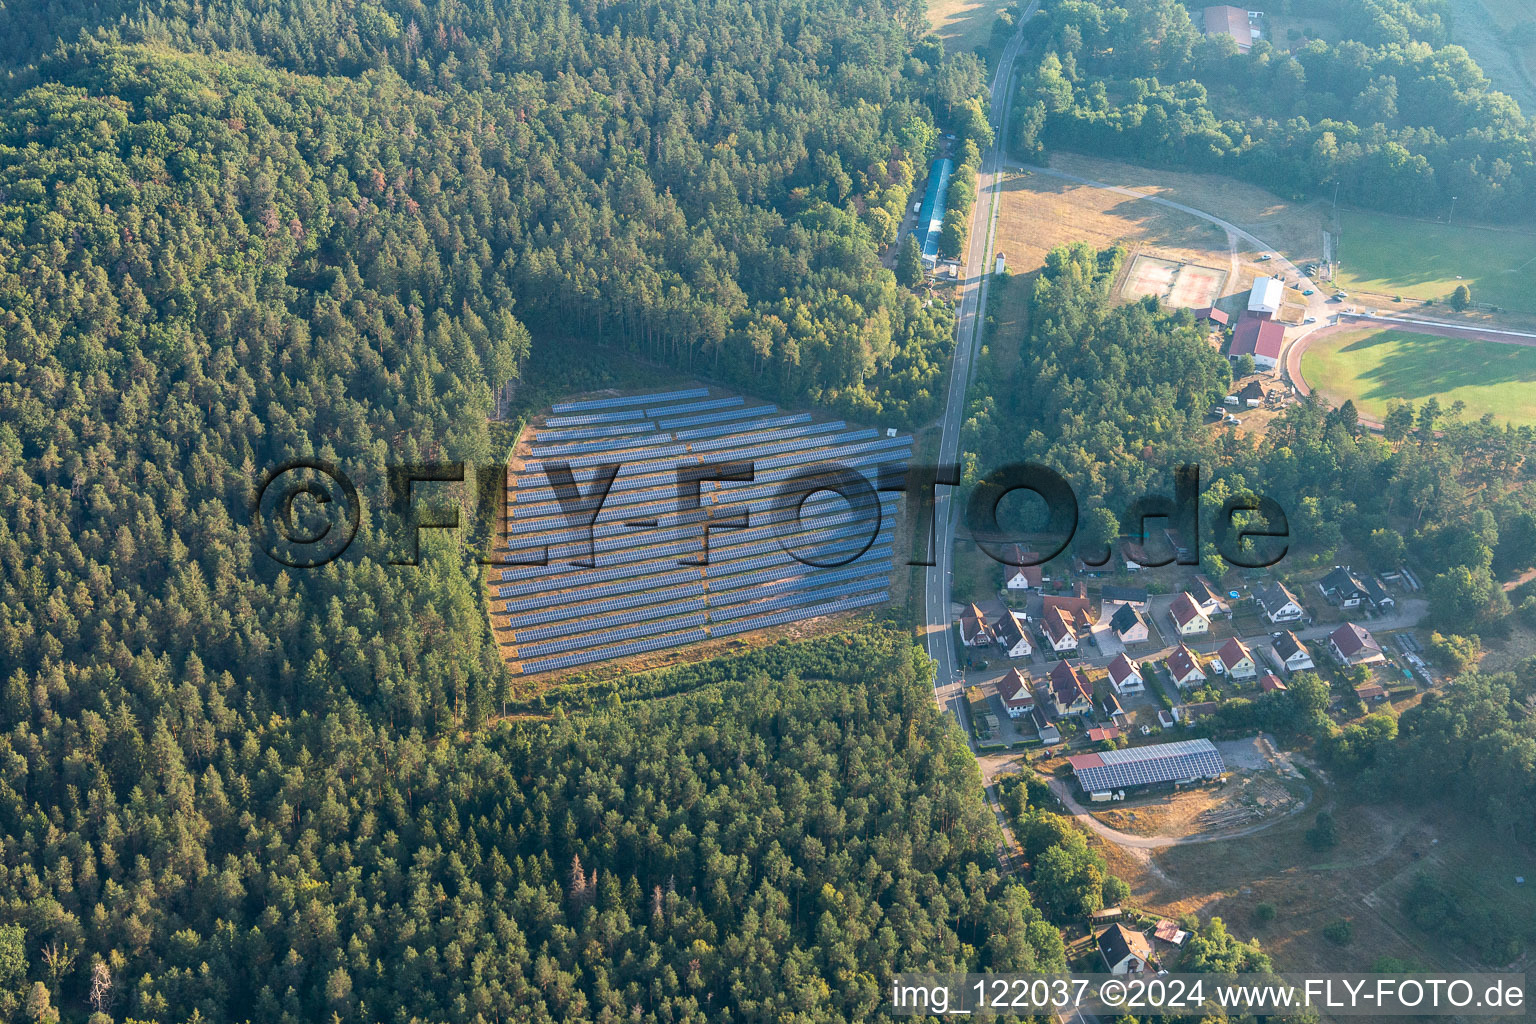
[1257,254,1272,261]
[1303,288,1315,295]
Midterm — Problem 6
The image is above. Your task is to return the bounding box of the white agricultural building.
[1248,275,1283,315]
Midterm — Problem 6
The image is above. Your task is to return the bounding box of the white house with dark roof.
[1320,566,1370,609]
[1270,630,1314,673]
[1190,575,1230,618]
[998,668,1035,719]
[1253,581,1304,623]
[1330,622,1386,665]
[991,609,1033,658]
[959,602,989,646]
[1098,922,1155,974]
[1110,603,1150,643]
[1041,606,1079,652]
[1167,644,1208,689]
[1107,653,1145,695]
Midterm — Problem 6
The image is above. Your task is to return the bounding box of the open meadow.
[1300,326,1536,428]
[928,0,1014,56]
[1335,211,1536,312]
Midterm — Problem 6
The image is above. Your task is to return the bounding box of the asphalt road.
[924,11,1033,734]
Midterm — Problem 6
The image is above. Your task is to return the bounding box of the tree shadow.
[1342,332,1536,408]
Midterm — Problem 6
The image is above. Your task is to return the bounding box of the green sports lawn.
[1335,211,1536,313]
[1300,327,1536,427]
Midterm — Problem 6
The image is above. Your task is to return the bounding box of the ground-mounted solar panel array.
[1068,739,1226,793]
[490,388,912,675]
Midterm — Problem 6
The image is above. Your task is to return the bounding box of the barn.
[1068,738,1226,796]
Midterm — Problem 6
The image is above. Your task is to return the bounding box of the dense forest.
[1010,0,1536,219]
[966,242,1536,629]
[0,0,1043,1019]
[0,629,1079,1022]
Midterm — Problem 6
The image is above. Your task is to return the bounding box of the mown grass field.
[1301,327,1536,427]
[1335,211,1536,312]
[928,0,1014,56]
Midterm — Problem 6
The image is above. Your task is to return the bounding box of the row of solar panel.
[643,396,743,417]
[505,488,896,549]
[657,403,780,430]
[708,590,889,640]
[499,491,894,569]
[513,594,709,643]
[675,412,813,442]
[533,420,658,442]
[707,563,888,608]
[518,627,709,675]
[516,611,710,658]
[511,564,892,651]
[709,575,887,624]
[508,476,681,521]
[494,513,884,596]
[698,534,884,580]
[497,563,698,605]
[508,432,883,518]
[684,427,879,467]
[551,387,709,413]
[520,522,875,574]
[515,574,886,661]
[529,432,673,458]
[514,419,886,496]
[505,521,887,599]
[543,409,647,428]
[504,580,707,628]
[706,544,890,590]
[689,419,844,453]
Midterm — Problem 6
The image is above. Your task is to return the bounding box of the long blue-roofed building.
[915,157,954,267]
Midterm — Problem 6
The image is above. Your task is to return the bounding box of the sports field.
[1335,211,1536,312]
[1300,327,1536,427]
[1121,253,1227,308]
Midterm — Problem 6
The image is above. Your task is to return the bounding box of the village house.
[1355,682,1389,703]
[1049,660,1095,717]
[1041,605,1079,652]
[1099,923,1155,975]
[1110,603,1150,643]
[998,668,1035,719]
[1217,637,1259,681]
[1167,644,1208,689]
[991,609,1033,658]
[1330,622,1387,666]
[1270,630,1314,673]
[1107,652,1145,695]
[1190,575,1231,618]
[1253,580,1305,623]
[1169,592,1211,636]
[1032,705,1062,744]
[1362,575,1395,610]
[1003,544,1046,591]
[1102,585,1151,612]
[959,602,989,646]
[1320,566,1371,609]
